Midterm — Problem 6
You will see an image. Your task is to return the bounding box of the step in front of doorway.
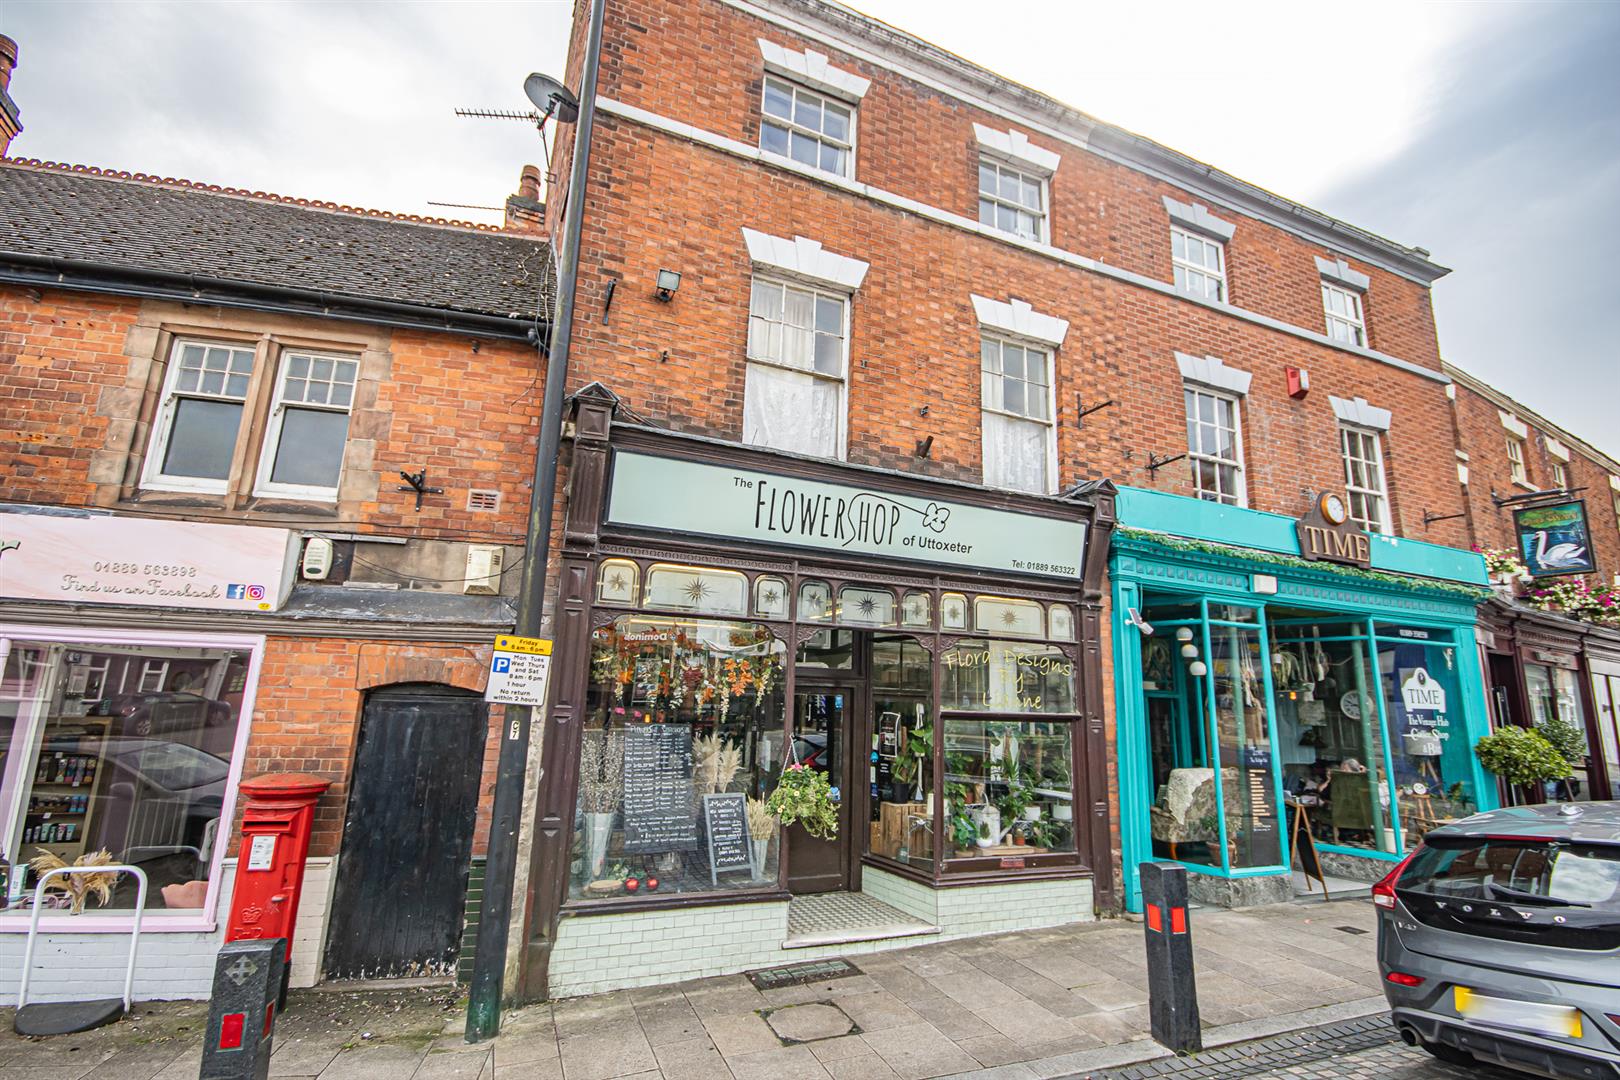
[782,891,939,950]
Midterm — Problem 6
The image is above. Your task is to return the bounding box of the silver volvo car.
[1375,801,1620,1078]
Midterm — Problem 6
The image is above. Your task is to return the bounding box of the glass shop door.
[785,685,856,893]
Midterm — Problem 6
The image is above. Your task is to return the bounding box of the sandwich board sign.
[486,634,553,709]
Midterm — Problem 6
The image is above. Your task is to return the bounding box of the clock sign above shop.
[604,451,1086,580]
[1295,491,1372,569]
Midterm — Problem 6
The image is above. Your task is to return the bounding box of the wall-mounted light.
[1175,627,1194,642]
[1180,644,1199,659]
[654,269,682,302]
[1188,661,1208,677]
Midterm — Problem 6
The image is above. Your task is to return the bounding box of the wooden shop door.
[785,685,858,894]
[324,683,487,980]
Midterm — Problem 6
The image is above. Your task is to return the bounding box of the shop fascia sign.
[0,510,299,612]
[1295,491,1371,568]
[604,451,1086,580]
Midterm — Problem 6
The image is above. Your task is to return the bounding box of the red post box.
[224,773,331,979]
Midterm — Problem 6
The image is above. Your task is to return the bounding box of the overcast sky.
[6,1,1616,457]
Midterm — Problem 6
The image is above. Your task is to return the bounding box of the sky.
[5,1,1616,457]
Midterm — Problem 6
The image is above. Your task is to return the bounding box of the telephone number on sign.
[93,561,198,578]
[1011,559,1076,576]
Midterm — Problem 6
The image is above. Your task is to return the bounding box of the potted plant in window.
[746,797,777,880]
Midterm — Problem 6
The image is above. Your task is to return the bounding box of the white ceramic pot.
[1021,805,1042,822]
[971,805,1000,848]
[1053,803,1073,822]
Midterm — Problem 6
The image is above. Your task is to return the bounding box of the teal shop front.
[1110,488,1497,911]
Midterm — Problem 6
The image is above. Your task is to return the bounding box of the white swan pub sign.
[604,451,1086,580]
[1514,500,1594,578]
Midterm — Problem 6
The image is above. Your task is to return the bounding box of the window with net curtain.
[744,277,847,459]
[980,335,1053,494]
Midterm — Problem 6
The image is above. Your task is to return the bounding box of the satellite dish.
[524,72,580,124]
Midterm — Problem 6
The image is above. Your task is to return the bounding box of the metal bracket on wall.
[1075,395,1116,426]
[1146,451,1187,475]
[397,469,445,511]
[1491,486,1584,509]
[1421,509,1468,528]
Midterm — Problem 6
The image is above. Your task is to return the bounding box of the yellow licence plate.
[1454,986,1583,1039]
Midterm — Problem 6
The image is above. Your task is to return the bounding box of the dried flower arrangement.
[578,729,625,813]
[693,734,742,793]
[746,796,778,841]
[29,849,121,914]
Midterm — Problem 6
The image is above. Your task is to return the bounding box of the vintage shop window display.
[570,615,787,900]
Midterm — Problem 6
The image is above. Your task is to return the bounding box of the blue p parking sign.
[492,656,512,674]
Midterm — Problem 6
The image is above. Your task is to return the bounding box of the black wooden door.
[324,684,487,980]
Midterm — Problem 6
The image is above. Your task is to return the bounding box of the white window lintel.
[1609,474,1620,493]
[973,123,1060,175]
[1163,196,1235,242]
[1329,394,1392,432]
[758,39,870,102]
[1545,437,1570,461]
[1315,256,1371,292]
[742,227,869,291]
[971,295,1068,349]
[1498,410,1529,439]
[1176,352,1251,396]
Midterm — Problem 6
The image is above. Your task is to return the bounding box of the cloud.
[1318,4,1620,459]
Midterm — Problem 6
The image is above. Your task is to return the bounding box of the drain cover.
[746,958,862,991]
[1336,925,1369,935]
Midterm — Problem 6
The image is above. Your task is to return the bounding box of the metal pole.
[465,0,607,1042]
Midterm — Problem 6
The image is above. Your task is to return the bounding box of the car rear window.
[1397,837,1620,948]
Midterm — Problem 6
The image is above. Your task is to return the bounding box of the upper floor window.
[1341,426,1391,534]
[254,352,358,498]
[1550,458,1568,491]
[1171,227,1226,301]
[744,276,847,459]
[1322,283,1366,347]
[980,335,1053,493]
[978,158,1046,242]
[1184,386,1245,506]
[143,341,256,492]
[761,77,853,179]
[1507,436,1528,485]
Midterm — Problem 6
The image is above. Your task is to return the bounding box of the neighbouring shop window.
[1378,633,1477,841]
[1203,615,1281,868]
[642,564,748,616]
[569,617,786,901]
[0,640,251,915]
[942,720,1076,861]
[744,276,847,459]
[1524,663,1591,803]
[1273,622,1396,856]
[869,635,935,871]
[941,640,1076,714]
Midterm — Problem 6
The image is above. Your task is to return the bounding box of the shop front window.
[1272,621,1395,856]
[941,640,1076,713]
[942,720,1075,860]
[569,616,786,901]
[869,635,934,871]
[1203,614,1281,869]
[1378,632,1477,845]
[0,639,251,916]
[1524,663,1592,803]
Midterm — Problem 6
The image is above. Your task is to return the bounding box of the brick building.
[1444,362,1620,806]
[509,0,1496,1001]
[0,157,549,1001]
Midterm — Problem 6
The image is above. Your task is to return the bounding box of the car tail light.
[1372,848,1421,910]
[1385,971,1424,987]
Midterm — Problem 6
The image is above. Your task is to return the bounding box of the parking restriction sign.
[485,635,553,708]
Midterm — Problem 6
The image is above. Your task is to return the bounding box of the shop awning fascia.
[1115,486,1488,587]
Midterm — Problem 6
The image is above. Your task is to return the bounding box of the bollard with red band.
[1140,861,1201,1054]
[201,938,284,1080]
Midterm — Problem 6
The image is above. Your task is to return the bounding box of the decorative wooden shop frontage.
[519,385,1114,999]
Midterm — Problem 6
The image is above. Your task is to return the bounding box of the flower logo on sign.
[921,503,950,534]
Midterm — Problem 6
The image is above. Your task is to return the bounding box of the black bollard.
[201,938,286,1080]
[1140,861,1201,1054]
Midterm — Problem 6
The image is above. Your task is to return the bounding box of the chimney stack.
[0,35,20,156]
[504,164,546,235]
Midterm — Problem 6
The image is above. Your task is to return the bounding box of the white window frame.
[759,76,856,180]
[139,338,257,495]
[1507,436,1528,485]
[979,333,1057,494]
[1171,226,1227,301]
[1321,282,1366,347]
[1550,459,1568,491]
[252,349,358,501]
[1184,385,1247,507]
[1340,425,1393,535]
[743,274,850,460]
[978,156,1048,243]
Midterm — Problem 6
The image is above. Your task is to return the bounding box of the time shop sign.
[605,451,1087,580]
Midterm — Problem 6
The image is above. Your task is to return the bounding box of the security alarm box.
[464,544,504,595]
[301,537,334,580]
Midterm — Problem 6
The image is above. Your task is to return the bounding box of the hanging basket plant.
[766,765,838,839]
[1474,725,1571,787]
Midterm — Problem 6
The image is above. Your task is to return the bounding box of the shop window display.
[1203,613,1281,868]
[1523,663,1590,802]
[569,616,786,900]
[942,720,1075,860]
[0,640,250,914]
[1378,632,1477,845]
[869,634,935,870]
[941,640,1076,714]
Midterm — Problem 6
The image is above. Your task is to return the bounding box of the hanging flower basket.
[766,764,838,839]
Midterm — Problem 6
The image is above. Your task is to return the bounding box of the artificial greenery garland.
[1114,527,1492,601]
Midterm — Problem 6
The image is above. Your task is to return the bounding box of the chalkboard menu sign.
[621,724,699,853]
[702,793,753,885]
